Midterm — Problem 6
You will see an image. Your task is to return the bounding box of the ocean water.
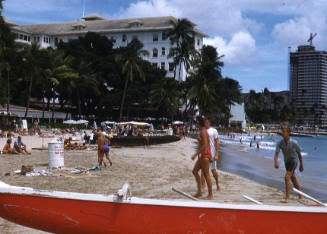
[219,133,327,184]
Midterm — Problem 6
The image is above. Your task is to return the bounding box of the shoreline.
[218,142,327,202]
[0,136,317,233]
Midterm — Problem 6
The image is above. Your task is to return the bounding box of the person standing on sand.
[103,135,113,167]
[97,133,106,167]
[201,117,220,192]
[274,125,304,203]
[191,116,213,200]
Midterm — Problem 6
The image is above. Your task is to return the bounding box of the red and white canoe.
[0,181,326,233]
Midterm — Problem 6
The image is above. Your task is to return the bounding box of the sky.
[3,0,327,93]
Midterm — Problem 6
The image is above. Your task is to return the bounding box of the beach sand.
[0,136,308,233]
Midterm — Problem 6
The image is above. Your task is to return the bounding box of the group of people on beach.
[192,117,304,203]
[2,136,30,155]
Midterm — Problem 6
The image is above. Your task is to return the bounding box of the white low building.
[229,103,247,130]
[8,14,207,81]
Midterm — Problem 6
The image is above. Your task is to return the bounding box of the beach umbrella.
[104,121,117,125]
[172,121,183,125]
[76,120,88,124]
[119,121,150,126]
[63,120,77,124]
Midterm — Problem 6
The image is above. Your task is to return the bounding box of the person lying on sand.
[3,139,18,154]
[274,124,304,203]
[14,136,31,154]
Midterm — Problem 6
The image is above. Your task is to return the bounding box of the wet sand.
[0,136,310,233]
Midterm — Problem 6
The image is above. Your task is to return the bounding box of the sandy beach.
[0,135,310,233]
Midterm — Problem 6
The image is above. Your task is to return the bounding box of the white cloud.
[113,0,181,19]
[204,31,256,65]
[272,10,327,47]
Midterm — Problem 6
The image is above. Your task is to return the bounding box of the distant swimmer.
[314,146,317,150]
[250,140,253,147]
[256,142,260,149]
[274,125,304,203]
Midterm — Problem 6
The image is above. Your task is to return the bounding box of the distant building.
[7,14,207,81]
[229,103,247,129]
[289,45,327,126]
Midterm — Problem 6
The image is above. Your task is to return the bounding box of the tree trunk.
[178,62,182,81]
[173,65,176,80]
[42,85,45,118]
[52,94,55,121]
[76,89,81,117]
[119,75,129,120]
[24,73,33,118]
[7,70,9,113]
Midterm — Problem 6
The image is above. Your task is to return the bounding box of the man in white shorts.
[201,117,220,192]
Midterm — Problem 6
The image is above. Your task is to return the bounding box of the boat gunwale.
[0,181,326,213]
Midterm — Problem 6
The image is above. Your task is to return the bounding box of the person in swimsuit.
[274,124,304,203]
[201,117,220,192]
[191,116,213,200]
[3,139,18,154]
[97,133,106,167]
[103,135,112,167]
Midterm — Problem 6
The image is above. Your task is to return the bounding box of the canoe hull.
[0,192,327,233]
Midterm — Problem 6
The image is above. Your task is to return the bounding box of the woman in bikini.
[191,116,213,200]
[103,135,113,167]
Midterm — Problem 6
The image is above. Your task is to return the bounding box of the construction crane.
[307,33,317,46]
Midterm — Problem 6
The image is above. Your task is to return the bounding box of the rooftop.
[11,15,207,37]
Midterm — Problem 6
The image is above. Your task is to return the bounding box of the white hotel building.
[7,14,207,81]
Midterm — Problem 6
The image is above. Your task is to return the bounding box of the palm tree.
[167,18,195,80]
[150,77,181,119]
[185,45,226,116]
[115,39,149,120]
[0,6,15,109]
[16,43,44,117]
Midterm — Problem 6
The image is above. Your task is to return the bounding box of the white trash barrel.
[48,143,64,168]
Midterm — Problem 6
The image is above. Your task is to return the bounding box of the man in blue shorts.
[14,136,30,154]
[274,125,303,203]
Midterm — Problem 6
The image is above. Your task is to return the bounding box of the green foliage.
[244,88,293,124]
[167,18,196,80]
[0,20,243,123]
[184,45,241,124]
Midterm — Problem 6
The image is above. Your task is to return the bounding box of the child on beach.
[191,116,213,200]
[274,125,304,203]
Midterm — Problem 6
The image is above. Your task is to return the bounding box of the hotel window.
[110,36,116,43]
[122,34,127,42]
[162,32,167,40]
[162,47,166,56]
[152,63,158,68]
[132,35,138,40]
[197,39,200,46]
[169,63,174,72]
[43,36,49,43]
[153,34,158,42]
[55,37,58,46]
[23,35,27,41]
[27,36,31,42]
[153,48,158,57]
[19,34,23,40]
[161,62,165,70]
